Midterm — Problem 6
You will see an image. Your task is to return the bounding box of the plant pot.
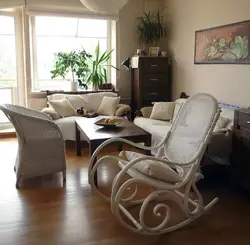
[99,83,113,90]
[71,81,78,92]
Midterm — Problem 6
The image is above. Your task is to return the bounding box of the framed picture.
[194,20,250,64]
[148,47,160,56]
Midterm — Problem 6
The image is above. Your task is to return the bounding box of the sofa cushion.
[171,98,187,123]
[150,102,175,121]
[49,98,77,117]
[84,92,117,112]
[55,116,83,141]
[124,151,181,183]
[97,96,121,116]
[66,95,87,110]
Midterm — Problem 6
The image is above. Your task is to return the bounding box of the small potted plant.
[86,42,118,91]
[136,9,167,52]
[50,48,91,91]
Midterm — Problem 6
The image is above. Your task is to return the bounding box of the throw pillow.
[214,117,229,132]
[150,102,175,121]
[66,95,87,110]
[124,151,181,183]
[49,98,77,117]
[97,96,121,116]
[41,107,60,120]
[85,92,117,112]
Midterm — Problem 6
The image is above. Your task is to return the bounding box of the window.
[31,16,110,91]
[0,15,18,130]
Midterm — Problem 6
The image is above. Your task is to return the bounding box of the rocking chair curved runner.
[88,93,221,235]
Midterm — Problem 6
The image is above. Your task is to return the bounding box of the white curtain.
[0,0,25,9]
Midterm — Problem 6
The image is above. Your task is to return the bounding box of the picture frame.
[194,20,250,64]
[148,47,160,56]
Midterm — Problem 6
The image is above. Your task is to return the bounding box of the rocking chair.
[88,93,220,235]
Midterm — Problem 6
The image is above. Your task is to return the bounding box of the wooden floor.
[1,138,250,245]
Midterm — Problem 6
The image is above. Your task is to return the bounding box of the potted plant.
[86,42,118,91]
[50,48,91,91]
[136,9,167,51]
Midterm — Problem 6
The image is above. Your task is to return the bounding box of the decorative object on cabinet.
[231,108,250,192]
[131,56,171,115]
[148,47,160,56]
[195,20,250,64]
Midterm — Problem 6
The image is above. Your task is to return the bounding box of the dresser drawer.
[142,73,167,84]
[238,112,250,129]
[141,58,168,73]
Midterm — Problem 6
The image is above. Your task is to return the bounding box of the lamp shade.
[80,0,129,14]
[121,58,130,70]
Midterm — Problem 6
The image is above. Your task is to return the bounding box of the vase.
[71,81,78,92]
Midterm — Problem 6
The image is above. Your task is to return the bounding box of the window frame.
[30,15,112,92]
[0,12,20,106]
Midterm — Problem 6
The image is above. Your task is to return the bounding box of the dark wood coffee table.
[75,116,151,184]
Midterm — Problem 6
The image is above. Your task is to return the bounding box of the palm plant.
[136,10,167,45]
[86,42,118,90]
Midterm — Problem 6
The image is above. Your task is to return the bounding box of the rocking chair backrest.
[164,93,219,164]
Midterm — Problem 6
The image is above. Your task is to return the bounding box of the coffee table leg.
[145,135,152,155]
[90,143,98,186]
[76,123,81,156]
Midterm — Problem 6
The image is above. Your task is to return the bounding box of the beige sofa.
[41,92,131,141]
[134,98,240,166]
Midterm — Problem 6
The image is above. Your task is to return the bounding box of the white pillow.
[41,107,60,120]
[85,92,117,112]
[150,102,175,121]
[66,95,87,110]
[97,96,121,116]
[171,98,187,123]
[214,117,229,132]
[124,151,181,183]
[49,98,77,117]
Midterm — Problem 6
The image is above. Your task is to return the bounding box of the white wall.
[166,0,250,107]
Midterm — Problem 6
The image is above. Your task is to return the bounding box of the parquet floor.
[0,138,250,245]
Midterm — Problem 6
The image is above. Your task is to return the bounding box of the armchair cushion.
[97,96,121,116]
[49,98,77,117]
[124,151,181,183]
[41,107,60,120]
[150,102,175,121]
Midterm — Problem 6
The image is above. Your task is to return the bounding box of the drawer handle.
[150,78,158,81]
[150,92,158,95]
[150,65,159,67]
[247,121,250,124]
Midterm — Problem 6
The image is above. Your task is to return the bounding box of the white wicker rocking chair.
[88,93,221,235]
[0,104,66,188]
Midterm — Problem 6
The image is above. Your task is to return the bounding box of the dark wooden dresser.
[131,56,171,113]
[231,109,250,191]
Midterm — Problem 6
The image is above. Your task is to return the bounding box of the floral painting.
[194,20,250,64]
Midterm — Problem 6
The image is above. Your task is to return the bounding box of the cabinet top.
[237,108,250,115]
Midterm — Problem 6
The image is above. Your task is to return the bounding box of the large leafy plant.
[136,10,167,45]
[50,48,92,82]
[86,42,118,89]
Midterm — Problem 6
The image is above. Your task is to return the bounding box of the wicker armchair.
[88,93,220,235]
[0,104,66,188]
